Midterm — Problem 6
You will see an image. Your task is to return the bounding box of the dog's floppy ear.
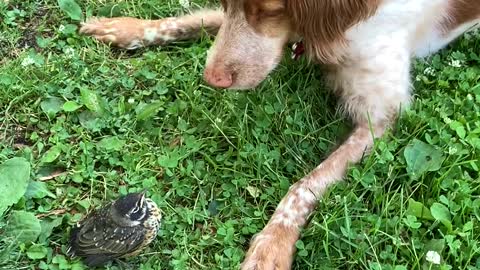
[287,0,381,63]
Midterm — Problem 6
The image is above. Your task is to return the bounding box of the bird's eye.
[131,206,140,214]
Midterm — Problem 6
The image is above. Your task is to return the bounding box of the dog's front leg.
[79,9,223,50]
[241,124,385,270]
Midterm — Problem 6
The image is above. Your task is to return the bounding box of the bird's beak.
[138,190,147,207]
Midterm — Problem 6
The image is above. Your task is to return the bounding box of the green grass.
[0,0,479,269]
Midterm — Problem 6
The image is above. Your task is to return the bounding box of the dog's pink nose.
[204,66,233,88]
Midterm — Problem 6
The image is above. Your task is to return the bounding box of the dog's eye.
[220,0,227,11]
[246,3,285,19]
[259,8,284,18]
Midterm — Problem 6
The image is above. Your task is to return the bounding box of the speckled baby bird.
[67,192,161,267]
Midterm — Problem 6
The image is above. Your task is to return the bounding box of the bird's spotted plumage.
[67,192,161,267]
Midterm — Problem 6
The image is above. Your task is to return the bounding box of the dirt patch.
[16,5,50,51]
[16,28,38,50]
[0,124,32,148]
[2,4,56,61]
[0,40,10,59]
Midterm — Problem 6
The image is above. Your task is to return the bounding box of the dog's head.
[203,0,380,90]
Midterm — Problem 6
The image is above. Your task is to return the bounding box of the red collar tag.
[291,41,305,60]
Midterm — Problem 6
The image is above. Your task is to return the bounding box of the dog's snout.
[204,65,234,88]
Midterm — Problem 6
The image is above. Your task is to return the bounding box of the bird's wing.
[76,210,146,256]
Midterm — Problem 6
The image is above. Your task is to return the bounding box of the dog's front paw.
[241,224,298,270]
[80,17,150,49]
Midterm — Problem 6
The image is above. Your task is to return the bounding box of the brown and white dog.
[80,1,480,269]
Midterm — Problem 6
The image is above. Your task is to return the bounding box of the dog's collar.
[291,41,305,60]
